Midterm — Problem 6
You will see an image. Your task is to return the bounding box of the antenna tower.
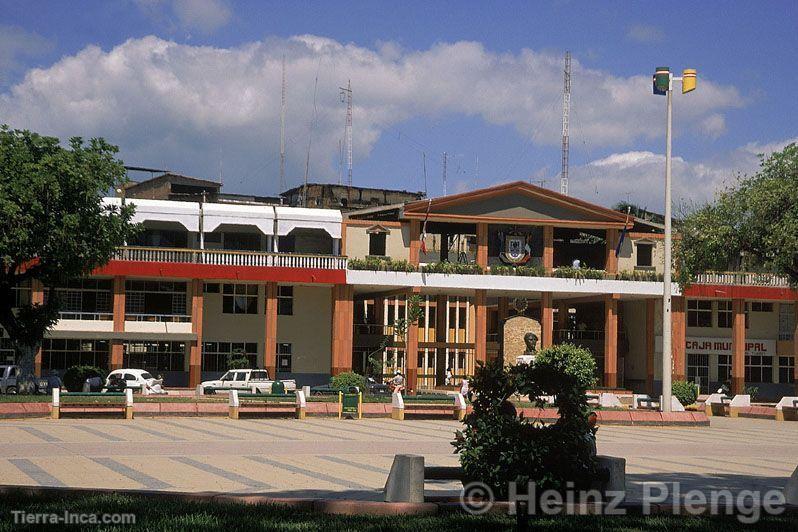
[339,80,353,188]
[560,51,571,196]
[279,55,286,193]
[442,151,448,196]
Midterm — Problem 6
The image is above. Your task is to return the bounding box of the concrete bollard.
[302,385,311,398]
[599,393,623,408]
[51,387,60,420]
[785,465,798,506]
[454,393,467,421]
[229,389,240,420]
[195,384,204,397]
[295,390,307,420]
[729,394,750,418]
[391,392,405,421]
[384,454,425,503]
[775,397,798,422]
[125,388,134,420]
[596,455,626,495]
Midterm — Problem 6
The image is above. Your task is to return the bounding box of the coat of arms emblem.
[499,232,531,265]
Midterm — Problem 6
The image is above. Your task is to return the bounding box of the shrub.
[453,344,599,499]
[617,270,663,282]
[422,262,483,275]
[489,264,546,277]
[226,356,250,370]
[672,380,698,406]
[554,267,606,280]
[744,385,759,401]
[348,257,417,272]
[330,371,367,393]
[63,365,107,392]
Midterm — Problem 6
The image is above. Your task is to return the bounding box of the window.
[222,284,258,314]
[717,300,733,328]
[42,339,110,371]
[687,300,712,328]
[749,302,773,313]
[277,343,292,373]
[56,278,113,319]
[635,243,653,268]
[717,354,732,383]
[779,357,795,384]
[203,232,222,244]
[780,304,796,341]
[130,229,187,248]
[123,341,185,372]
[687,354,710,393]
[223,232,261,251]
[745,355,773,383]
[125,281,188,319]
[202,342,258,372]
[277,286,293,315]
[368,232,387,256]
[204,283,220,293]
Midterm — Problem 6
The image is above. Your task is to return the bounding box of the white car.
[104,369,166,394]
[200,368,296,394]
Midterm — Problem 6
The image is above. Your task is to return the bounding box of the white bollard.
[729,394,750,418]
[51,387,61,419]
[599,393,623,408]
[229,389,240,419]
[391,392,405,421]
[295,390,307,419]
[196,385,204,397]
[454,393,467,421]
[124,388,134,419]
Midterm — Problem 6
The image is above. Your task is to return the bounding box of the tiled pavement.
[0,416,795,502]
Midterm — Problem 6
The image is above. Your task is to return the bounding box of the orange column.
[331,285,354,376]
[604,294,619,388]
[110,276,125,371]
[474,290,487,367]
[646,299,656,395]
[31,280,45,377]
[672,296,686,382]
[406,289,420,392]
[557,301,569,331]
[264,282,278,378]
[731,298,746,394]
[541,292,554,348]
[543,226,554,273]
[409,220,421,266]
[189,279,203,388]
[476,223,488,270]
[605,228,618,275]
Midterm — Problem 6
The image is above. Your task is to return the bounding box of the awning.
[275,207,342,239]
[202,203,275,235]
[104,197,200,232]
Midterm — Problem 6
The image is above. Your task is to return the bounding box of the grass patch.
[0,491,795,531]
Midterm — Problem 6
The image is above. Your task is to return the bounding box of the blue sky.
[1,0,796,209]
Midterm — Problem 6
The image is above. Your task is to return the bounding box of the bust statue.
[523,332,538,356]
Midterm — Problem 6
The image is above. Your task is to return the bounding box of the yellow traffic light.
[682,69,697,94]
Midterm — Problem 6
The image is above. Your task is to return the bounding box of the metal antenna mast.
[279,55,286,193]
[339,80,353,188]
[442,151,448,196]
[560,51,571,196]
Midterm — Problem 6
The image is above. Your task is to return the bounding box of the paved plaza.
[0,416,795,502]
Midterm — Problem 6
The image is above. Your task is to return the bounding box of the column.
[605,228,618,275]
[188,279,203,388]
[672,296,686,382]
[476,223,488,270]
[543,226,554,273]
[406,290,420,392]
[409,220,421,266]
[264,282,278,378]
[604,294,619,388]
[31,280,45,377]
[110,276,125,371]
[331,285,354,376]
[646,299,656,395]
[731,298,746,394]
[541,292,554,348]
[498,297,509,322]
[474,290,487,366]
[557,301,569,331]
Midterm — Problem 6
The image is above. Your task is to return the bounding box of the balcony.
[694,272,790,288]
[115,246,348,270]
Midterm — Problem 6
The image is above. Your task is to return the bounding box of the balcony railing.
[58,312,113,321]
[115,246,348,270]
[695,272,790,288]
[125,313,191,323]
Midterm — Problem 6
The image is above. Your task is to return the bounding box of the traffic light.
[653,66,670,95]
[682,69,697,93]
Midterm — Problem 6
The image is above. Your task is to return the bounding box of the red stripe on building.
[93,261,346,284]
[683,284,798,301]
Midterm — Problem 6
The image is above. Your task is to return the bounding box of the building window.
[277,343,292,373]
[202,342,258,372]
[687,354,710,393]
[123,341,185,372]
[277,286,293,315]
[749,302,773,313]
[125,280,188,319]
[635,242,653,268]
[687,300,712,328]
[222,284,258,314]
[745,355,773,383]
[130,229,187,248]
[56,278,113,320]
[223,232,261,251]
[779,357,795,384]
[368,232,387,256]
[204,283,220,293]
[42,339,110,371]
[717,354,732,384]
[717,300,733,328]
[779,303,796,341]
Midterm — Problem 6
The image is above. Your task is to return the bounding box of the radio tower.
[279,55,286,194]
[340,80,353,189]
[560,51,571,196]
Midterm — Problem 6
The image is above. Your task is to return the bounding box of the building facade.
[4,181,796,398]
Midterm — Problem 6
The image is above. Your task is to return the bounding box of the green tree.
[0,126,137,392]
[676,143,798,286]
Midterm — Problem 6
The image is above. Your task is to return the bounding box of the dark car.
[310,377,389,396]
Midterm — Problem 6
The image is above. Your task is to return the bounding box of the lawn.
[0,492,796,531]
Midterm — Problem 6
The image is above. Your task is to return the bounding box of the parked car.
[310,377,388,396]
[200,368,296,394]
[103,369,166,394]
[0,365,19,394]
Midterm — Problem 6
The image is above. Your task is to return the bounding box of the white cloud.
[699,113,726,139]
[0,26,53,86]
[626,24,665,43]
[0,35,744,194]
[135,0,231,34]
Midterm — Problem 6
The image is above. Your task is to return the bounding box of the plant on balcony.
[490,264,546,277]
[421,262,483,275]
[616,270,663,282]
[676,143,798,287]
[553,267,606,280]
[348,257,417,272]
[0,127,139,393]
[453,344,599,499]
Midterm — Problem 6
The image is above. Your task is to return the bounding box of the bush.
[226,356,250,370]
[489,264,546,277]
[453,344,599,499]
[63,365,107,392]
[422,262,483,275]
[617,270,663,282]
[348,257,417,272]
[744,385,759,401]
[554,267,606,280]
[330,372,367,393]
[672,380,698,406]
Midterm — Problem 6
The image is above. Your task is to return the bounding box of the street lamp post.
[654,67,696,413]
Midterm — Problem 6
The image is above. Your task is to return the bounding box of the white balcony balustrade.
[115,246,348,270]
